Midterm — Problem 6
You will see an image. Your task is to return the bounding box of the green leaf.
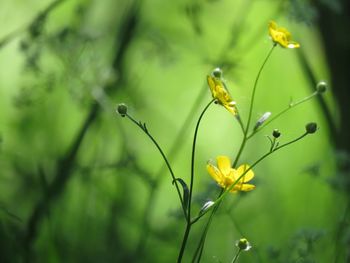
[173,178,190,211]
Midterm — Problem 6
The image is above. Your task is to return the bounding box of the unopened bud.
[305,122,317,134]
[272,129,281,138]
[117,103,128,117]
[236,238,252,251]
[316,81,327,93]
[254,112,271,130]
[212,67,223,79]
[199,201,214,214]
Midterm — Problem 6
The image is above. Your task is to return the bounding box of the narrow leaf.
[173,178,190,211]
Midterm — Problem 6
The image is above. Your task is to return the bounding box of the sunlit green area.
[1,0,349,262]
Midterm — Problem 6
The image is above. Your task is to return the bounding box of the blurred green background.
[1,0,349,262]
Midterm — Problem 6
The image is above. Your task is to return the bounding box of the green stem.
[190,46,277,260]
[233,44,276,167]
[269,137,276,152]
[191,190,223,263]
[235,112,245,134]
[192,207,216,263]
[126,114,186,217]
[177,223,191,263]
[231,249,242,263]
[189,99,215,218]
[247,90,319,139]
[177,99,215,263]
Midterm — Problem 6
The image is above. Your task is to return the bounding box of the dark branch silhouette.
[22,0,141,260]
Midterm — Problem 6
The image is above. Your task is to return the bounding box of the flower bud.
[316,81,327,93]
[236,238,252,251]
[254,112,271,130]
[305,122,317,134]
[199,201,214,214]
[212,67,223,79]
[117,103,128,117]
[272,129,281,138]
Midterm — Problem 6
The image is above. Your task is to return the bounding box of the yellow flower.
[268,20,300,49]
[207,68,237,115]
[207,156,255,193]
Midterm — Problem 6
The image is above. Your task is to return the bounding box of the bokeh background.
[0,0,349,262]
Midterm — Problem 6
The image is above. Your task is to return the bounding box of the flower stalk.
[233,44,276,167]
[247,89,323,139]
[124,112,187,217]
[177,99,215,263]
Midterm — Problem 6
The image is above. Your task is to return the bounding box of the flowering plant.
[117,21,325,262]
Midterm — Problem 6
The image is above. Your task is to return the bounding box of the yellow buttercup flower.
[207,68,237,115]
[207,156,255,193]
[268,20,300,49]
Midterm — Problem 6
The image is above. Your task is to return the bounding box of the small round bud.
[305,122,317,134]
[316,81,327,93]
[117,103,128,117]
[212,68,223,78]
[236,238,252,251]
[272,129,281,138]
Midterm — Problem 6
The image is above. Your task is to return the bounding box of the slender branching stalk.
[190,45,276,261]
[233,44,276,167]
[192,204,219,263]
[125,113,187,217]
[191,190,223,263]
[177,99,215,263]
[247,90,321,139]
[188,99,216,218]
[231,249,242,263]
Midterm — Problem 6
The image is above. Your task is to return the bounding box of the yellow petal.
[287,41,300,48]
[229,188,238,194]
[222,172,235,188]
[236,164,254,182]
[207,75,216,97]
[217,85,231,101]
[217,156,232,176]
[217,181,227,189]
[279,27,291,40]
[207,162,222,184]
[223,103,237,115]
[269,20,277,30]
[268,21,279,40]
[228,183,255,193]
[268,20,299,49]
[239,183,256,192]
[207,72,237,115]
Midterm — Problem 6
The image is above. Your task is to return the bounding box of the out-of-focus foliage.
[0,0,348,262]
